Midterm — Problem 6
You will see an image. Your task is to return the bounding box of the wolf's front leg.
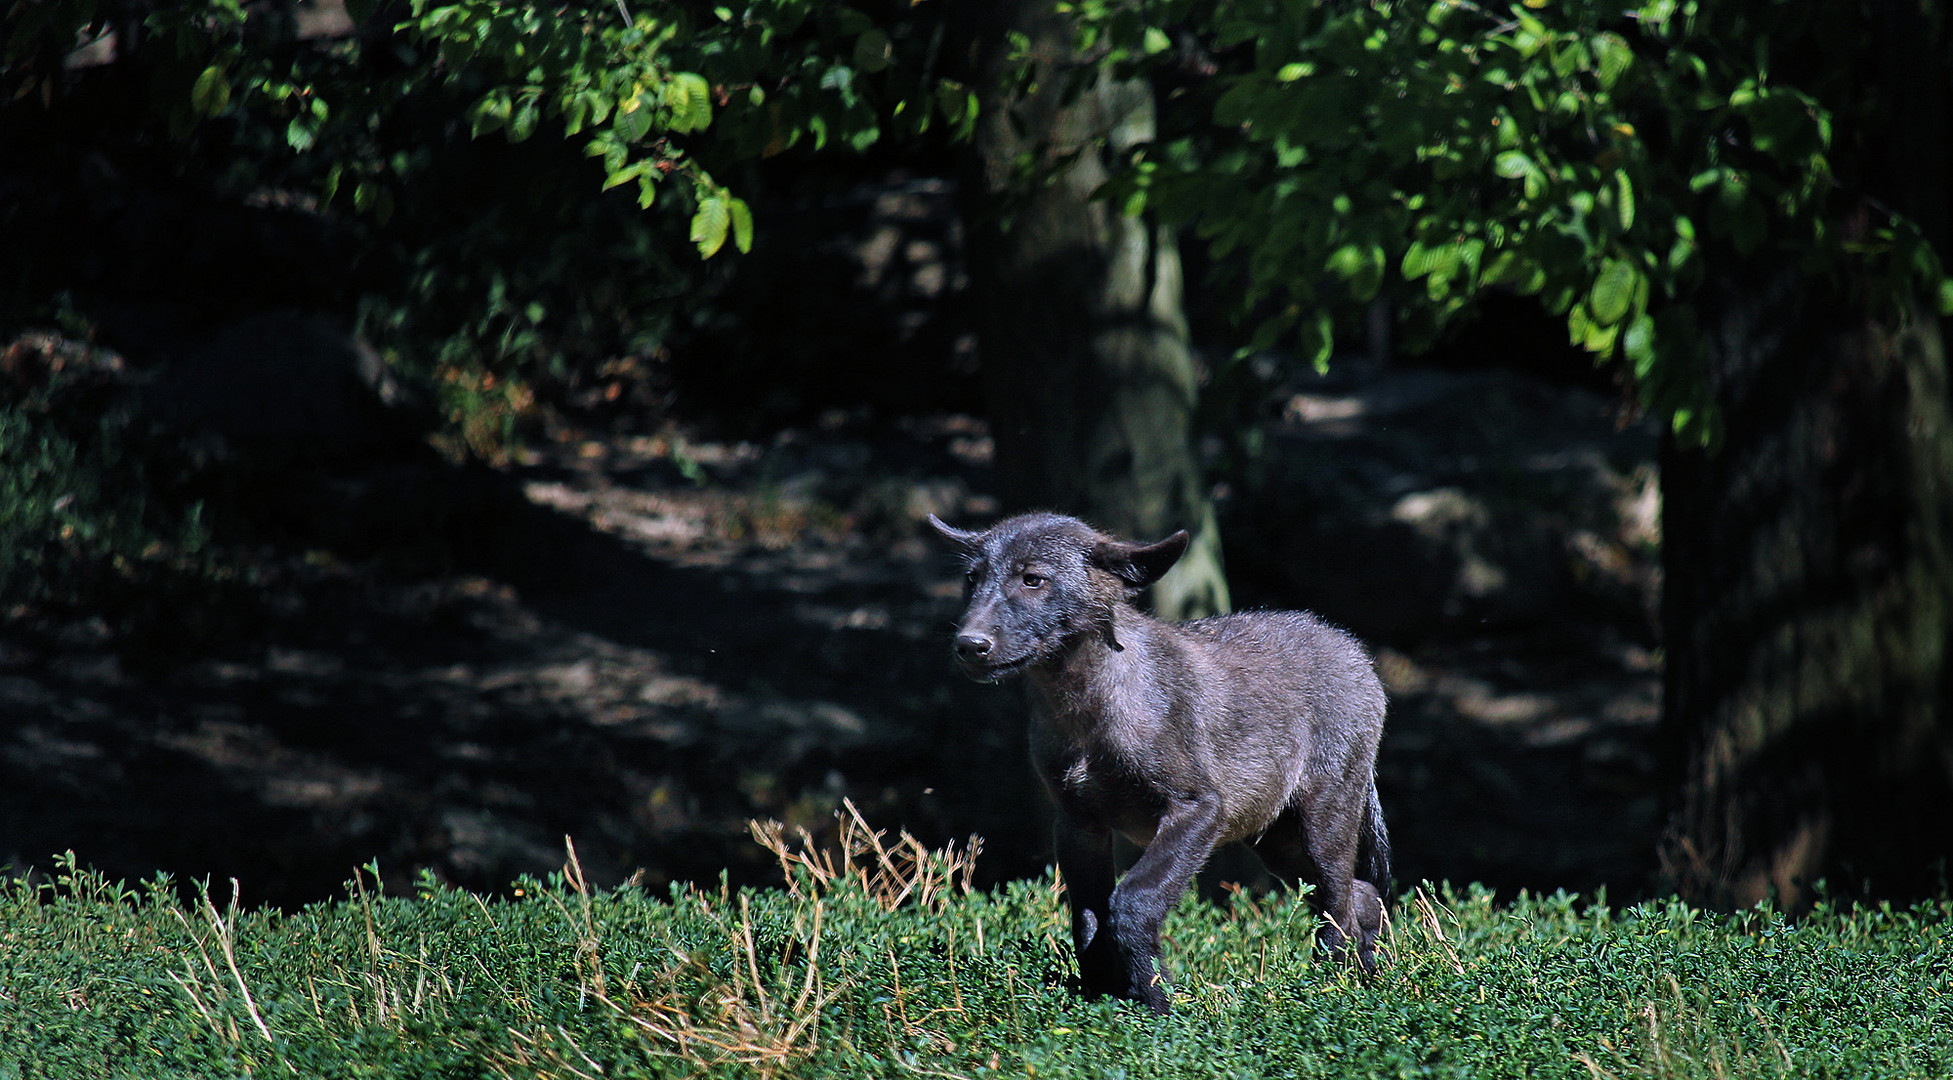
[1054,821,1125,1000]
[1104,796,1222,1014]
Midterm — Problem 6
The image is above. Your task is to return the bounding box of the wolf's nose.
[955,632,994,659]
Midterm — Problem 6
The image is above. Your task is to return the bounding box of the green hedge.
[2,841,1948,1079]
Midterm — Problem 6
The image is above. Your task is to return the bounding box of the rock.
[144,308,409,462]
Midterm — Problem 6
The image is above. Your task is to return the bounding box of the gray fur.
[929,511,1390,1014]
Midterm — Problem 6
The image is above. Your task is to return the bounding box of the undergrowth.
[0,334,212,613]
[1,802,1948,1079]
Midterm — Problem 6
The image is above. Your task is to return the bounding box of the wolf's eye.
[965,566,982,584]
[1021,573,1046,589]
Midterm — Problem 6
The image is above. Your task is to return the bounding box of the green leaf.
[846,121,881,153]
[1243,315,1285,355]
[664,72,713,133]
[1614,170,1635,231]
[852,29,892,74]
[935,80,977,139]
[603,139,628,174]
[507,99,539,143]
[1328,243,1385,302]
[614,102,651,143]
[1588,259,1638,326]
[602,160,649,191]
[1402,239,1459,281]
[1939,277,1953,317]
[191,65,230,118]
[1622,313,1657,378]
[470,90,510,138]
[819,64,855,93]
[692,194,731,258]
[1493,151,1528,180]
[1326,243,1365,280]
[658,78,684,130]
[1214,82,1257,128]
[1667,216,1697,273]
[729,197,754,254]
[1582,318,1620,356]
[679,73,713,131]
[1482,249,1545,293]
[1301,308,1334,374]
[1592,32,1632,90]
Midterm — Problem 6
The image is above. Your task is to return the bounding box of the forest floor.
[0,358,1665,908]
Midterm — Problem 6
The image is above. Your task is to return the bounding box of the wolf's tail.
[1356,783,1391,898]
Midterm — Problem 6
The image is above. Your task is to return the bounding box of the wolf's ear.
[1091,530,1190,588]
[926,514,983,551]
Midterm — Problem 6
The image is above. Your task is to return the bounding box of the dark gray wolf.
[929,511,1389,1013]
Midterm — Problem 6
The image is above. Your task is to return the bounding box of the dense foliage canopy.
[1078,0,1951,444]
[7,1,1946,442]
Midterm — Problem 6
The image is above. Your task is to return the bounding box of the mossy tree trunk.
[1659,0,1953,908]
[952,0,1228,619]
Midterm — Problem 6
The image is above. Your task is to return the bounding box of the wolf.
[929,511,1390,1013]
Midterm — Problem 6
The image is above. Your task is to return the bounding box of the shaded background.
[1,141,1664,908]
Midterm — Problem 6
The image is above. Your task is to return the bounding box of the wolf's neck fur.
[1028,604,1162,733]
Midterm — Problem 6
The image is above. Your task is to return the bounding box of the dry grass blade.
[1572,974,1799,1080]
[509,836,834,1079]
[489,1025,607,1080]
[1408,886,1465,975]
[168,880,275,1047]
[543,837,606,1000]
[604,892,830,1074]
[1574,1049,1613,1080]
[750,797,982,913]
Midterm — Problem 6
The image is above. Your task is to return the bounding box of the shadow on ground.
[1,365,1663,908]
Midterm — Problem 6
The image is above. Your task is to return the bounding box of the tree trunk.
[955,1,1228,619]
[1658,0,1953,909]
[1660,269,1953,909]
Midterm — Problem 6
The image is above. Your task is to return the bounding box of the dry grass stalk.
[749,797,982,913]
[617,892,829,1073]
[1573,975,1797,1080]
[347,864,408,1029]
[168,879,276,1048]
[495,837,833,1079]
[543,837,606,1001]
[1406,886,1463,975]
[491,1025,607,1080]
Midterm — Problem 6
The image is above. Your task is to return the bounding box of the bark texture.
[1661,276,1953,907]
[954,0,1228,619]
[1659,0,1953,908]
